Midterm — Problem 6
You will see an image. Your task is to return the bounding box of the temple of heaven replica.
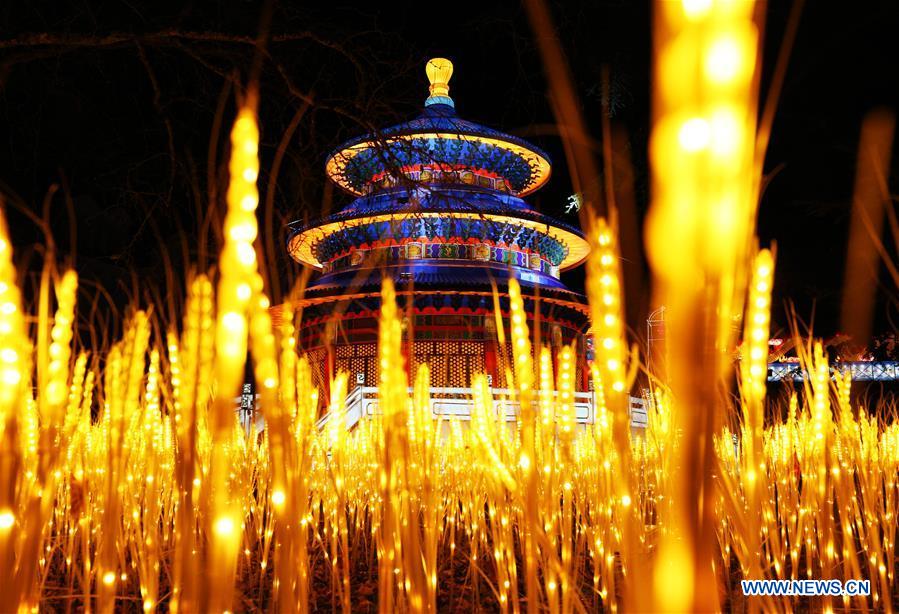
[285,58,592,399]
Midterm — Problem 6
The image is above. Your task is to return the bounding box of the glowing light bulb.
[682,0,712,18]
[519,453,531,471]
[237,243,256,266]
[679,118,711,152]
[214,516,235,537]
[2,368,21,386]
[241,195,258,211]
[709,108,741,156]
[222,312,244,333]
[0,510,14,529]
[705,37,742,83]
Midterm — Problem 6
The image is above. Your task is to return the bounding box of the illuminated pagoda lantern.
[287,58,590,395]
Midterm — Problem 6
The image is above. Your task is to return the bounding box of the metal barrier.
[767,361,899,382]
[239,385,650,434]
[314,386,649,432]
[238,360,899,433]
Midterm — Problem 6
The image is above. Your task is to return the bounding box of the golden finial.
[425,58,453,106]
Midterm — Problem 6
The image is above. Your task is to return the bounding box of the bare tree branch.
[135,40,176,204]
[0,30,340,50]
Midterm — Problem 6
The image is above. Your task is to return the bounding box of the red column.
[485,339,497,386]
[318,344,333,417]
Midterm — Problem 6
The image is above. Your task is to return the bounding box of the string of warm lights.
[205,99,263,613]
[646,0,764,610]
[0,219,896,611]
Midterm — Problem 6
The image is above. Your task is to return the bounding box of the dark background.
[1,1,898,343]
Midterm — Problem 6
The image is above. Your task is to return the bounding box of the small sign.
[356,373,365,385]
[240,383,254,411]
[628,396,649,428]
[486,374,493,387]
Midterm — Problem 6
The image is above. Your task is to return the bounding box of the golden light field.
[0,1,897,612]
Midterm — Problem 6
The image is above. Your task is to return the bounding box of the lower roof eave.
[290,288,590,317]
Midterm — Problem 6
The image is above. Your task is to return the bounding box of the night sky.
[1,1,898,341]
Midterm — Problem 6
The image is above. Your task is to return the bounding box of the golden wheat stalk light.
[645,0,764,610]
[0,199,896,611]
[202,97,264,613]
[0,208,34,608]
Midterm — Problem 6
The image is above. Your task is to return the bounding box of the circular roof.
[289,59,590,278]
[287,205,590,271]
[295,262,589,316]
[324,60,551,197]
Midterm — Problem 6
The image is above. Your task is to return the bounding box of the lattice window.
[317,339,550,390]
[437,341,460,357]
[469,352,485,378]
[350,358,366,381]
[335,358,350,378]
[366,356,380,389]
[448,355,466,387]
[429,356,448,388]
[409,354,426,384]
[495,343,514,388]
[356,343,376,357]
[306,348,328,394]
[411,341,435,386]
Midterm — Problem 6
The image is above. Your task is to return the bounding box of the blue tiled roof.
[286,63,589,319]
[326,103,552,195]
[298,290,589,332]
[328,103,550,168]
[304,262,579,298]
[288,186,583,240]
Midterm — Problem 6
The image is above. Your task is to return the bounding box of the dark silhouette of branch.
[0,30,341,50]
[135,40,177,204]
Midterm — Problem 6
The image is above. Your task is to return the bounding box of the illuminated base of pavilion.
[237,361,899,434]
[238,382,651,434]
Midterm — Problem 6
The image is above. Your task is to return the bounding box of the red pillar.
[485,339,497,387]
